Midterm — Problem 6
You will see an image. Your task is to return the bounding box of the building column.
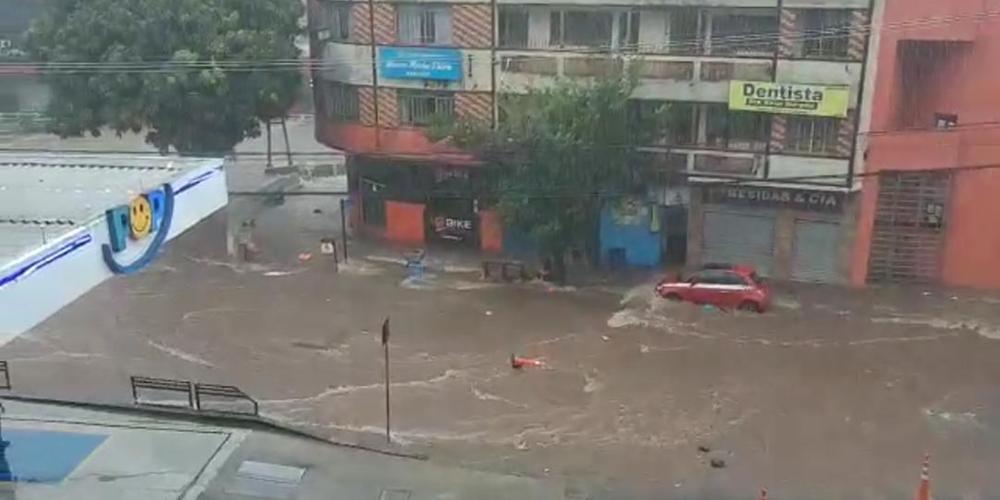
[456,93,493,123]
[778,9,799,58]
[770,115,787,153]
[848,10,870,62]
[453,5,493,48]
[358,87,376,126]
[837,111,856,158]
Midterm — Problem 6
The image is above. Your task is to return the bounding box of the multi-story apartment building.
[308,0,874,283]
[851,0,1000,288]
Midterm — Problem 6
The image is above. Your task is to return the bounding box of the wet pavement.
[6,126,1000,498]
[3,213,1000,499]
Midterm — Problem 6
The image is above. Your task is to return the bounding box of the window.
[323,82,358,121]
[786,117,840,155]
[316,1,351,41]
[708,13,778,56]
[629,100,695,146]
[703,104,769,151]
[550,10,613,49]
[803,9,851,58]
[398,90,455,126]
[499,7,529,48]
[667,7,701,55]
[617,10,640,52]
[717,272,749,287]
[397,5,452,45]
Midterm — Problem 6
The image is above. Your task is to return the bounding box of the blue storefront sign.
[379,47,462,81]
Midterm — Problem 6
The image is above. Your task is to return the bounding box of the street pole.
[382,316,391,443]
[340,198,349,262]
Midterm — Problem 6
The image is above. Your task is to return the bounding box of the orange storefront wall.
[479,210,503,253]
[385,201,425,245]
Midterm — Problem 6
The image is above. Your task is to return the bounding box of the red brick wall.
[456,93,493,123]
[453,5,493,48]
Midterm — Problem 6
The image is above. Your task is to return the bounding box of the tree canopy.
[28,0,303,154]
[432,70,662,281]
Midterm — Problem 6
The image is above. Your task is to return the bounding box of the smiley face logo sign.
[102,184,175,275]
[129,196,154,239]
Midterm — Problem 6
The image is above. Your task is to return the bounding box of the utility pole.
[381,316,391,443]
[340,198,349,262]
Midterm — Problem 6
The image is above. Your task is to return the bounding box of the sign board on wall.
[706,185,845,213]
[432,215,475,241]
[379,47,463,81]
[729,81,850,118]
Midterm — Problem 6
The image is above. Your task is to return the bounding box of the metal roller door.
[702,211,775,276]
[791,220,841,283]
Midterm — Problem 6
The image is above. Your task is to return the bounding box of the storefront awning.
[0,153,228,342]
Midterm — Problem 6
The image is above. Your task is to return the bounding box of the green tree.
[433,70,659,283]
[27,0,303,154]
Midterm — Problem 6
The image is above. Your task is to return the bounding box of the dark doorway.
[662,205,688,265]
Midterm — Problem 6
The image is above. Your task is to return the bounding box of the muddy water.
[6,221,1000,498]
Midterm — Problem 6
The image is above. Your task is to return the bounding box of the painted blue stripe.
[174,165,222,195]
[0,164,222,289]
[0,232,93,291]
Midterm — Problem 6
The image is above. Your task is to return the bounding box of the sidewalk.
[0,399,566,500]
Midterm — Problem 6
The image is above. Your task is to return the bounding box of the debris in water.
[698,445,711,453]
[297,252,313,262]
[485,310,493,316]
[515,440,529,450]
[601,335,610,341]
[263,270,302,277]
[511,354,545,369]
[710,458,726,468]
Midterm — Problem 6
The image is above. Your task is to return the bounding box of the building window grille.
[398,90,455,126]
[397,5,453,45]
[803,9,851,58]
[786,116,841,155]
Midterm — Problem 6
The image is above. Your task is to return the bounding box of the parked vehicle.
[655,264,771,313]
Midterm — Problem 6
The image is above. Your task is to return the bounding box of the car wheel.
[738,301,762,313]
[663,293,683,302]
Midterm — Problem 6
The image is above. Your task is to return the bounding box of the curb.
[0,393,427,461]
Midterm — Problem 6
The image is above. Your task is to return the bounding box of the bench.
[130,376,194,409]
[194,383,259,416]
[482,259,529,282]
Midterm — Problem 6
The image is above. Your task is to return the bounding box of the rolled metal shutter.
[702,211,775,276]
[791,220,841,283]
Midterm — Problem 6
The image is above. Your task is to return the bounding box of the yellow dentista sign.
[729,81,850,118]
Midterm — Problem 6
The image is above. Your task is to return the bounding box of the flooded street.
[5,214,1000,499]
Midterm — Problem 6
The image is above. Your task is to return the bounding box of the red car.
[655,264,771,313]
